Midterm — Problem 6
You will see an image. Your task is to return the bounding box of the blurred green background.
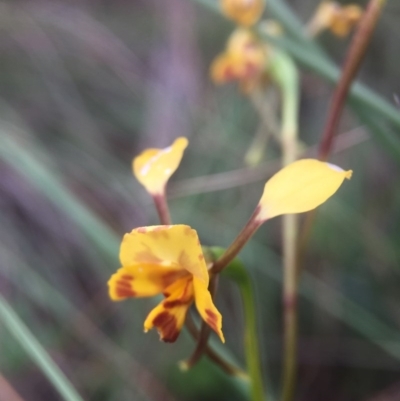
[0,0,400,400]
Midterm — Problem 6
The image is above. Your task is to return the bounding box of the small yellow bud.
[221,0,266,26]
[133,137,188,195]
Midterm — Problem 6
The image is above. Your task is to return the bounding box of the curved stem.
[210,207,263,274]
[318,0,386,161]
[183,314,248,379]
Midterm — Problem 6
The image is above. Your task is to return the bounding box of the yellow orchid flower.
[308,2,363,38]
[257,159,352,221]
[210,29,268,93]
[133,137,188,196]
[108,225,224,343]
[221,0,266,26]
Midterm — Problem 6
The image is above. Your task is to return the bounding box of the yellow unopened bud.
[133,137,188,195]
[221,0,266,26]
[257,159,352,220]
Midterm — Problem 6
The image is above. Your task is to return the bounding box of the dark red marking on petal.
[116,288,136,298]
[224,66,235,81]
[116,280,132,289]
[205,308,219,332]
[152,311,180,343]
[120,274,134,281]
[161,271,182,288]
[163,300,184,308]
[164,280,193,308]
[245,62,257,77]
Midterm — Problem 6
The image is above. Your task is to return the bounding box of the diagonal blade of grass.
[0,131,119,272]
[0,292,85,401]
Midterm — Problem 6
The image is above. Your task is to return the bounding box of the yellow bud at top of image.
[221,0,266,26]
[133,137,188,196]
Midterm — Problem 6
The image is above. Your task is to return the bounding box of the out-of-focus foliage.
[0,1,400,401]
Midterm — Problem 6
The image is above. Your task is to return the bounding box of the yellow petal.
[258,159,352,220]
[107,264,186,301]
[144,277,194,342]
[221,0,265,26]
[133,137,188,195]
[120,225,209,285]
[193,277,225,342]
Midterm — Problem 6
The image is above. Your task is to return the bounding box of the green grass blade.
[0,293,85,401]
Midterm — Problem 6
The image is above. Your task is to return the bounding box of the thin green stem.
[183,314,249,380]
[269,50,300,401]
[214,248,265,401]
[0,293,85,401]
[241,276,265,401]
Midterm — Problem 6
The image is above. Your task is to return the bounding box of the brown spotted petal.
[144,276,194,342]
[108,264,186,301]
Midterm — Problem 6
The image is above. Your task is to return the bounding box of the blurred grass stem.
[0,293,84,401]
[217,249,266,401]
[245,89,280,166]
[269,51,300,401]
[184,315,248,379]
[298,0,387,268]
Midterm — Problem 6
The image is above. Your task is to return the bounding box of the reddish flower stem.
[184,314,248,379]
[152,193,172,225]
[318,0,386,161]
[211,206,263,275]
[298,0,386,268]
